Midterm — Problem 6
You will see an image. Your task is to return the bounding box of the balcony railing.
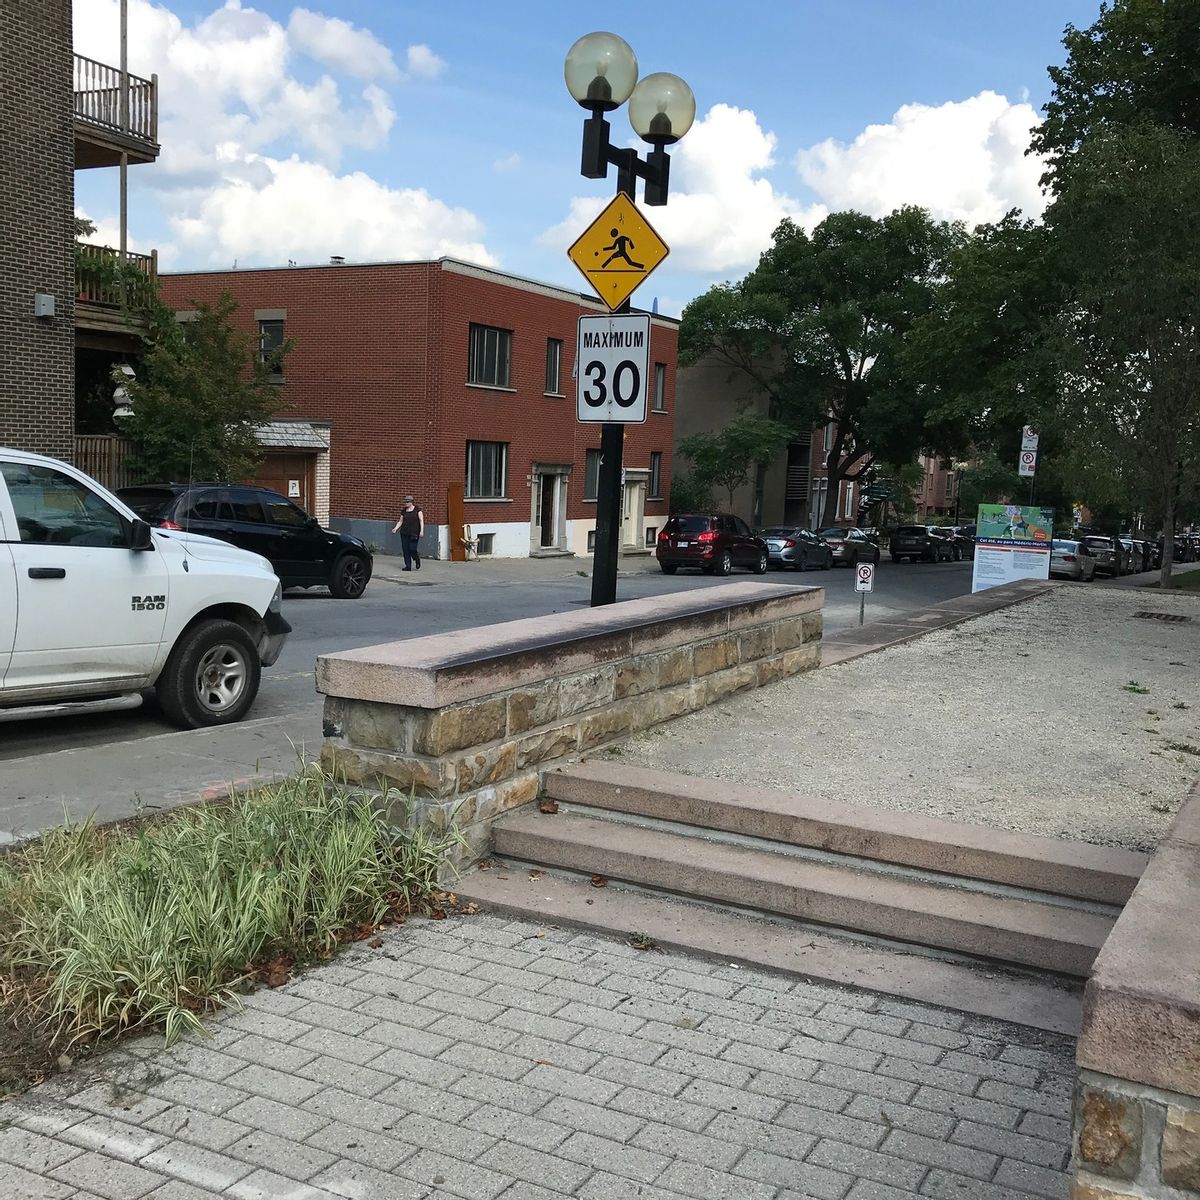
[76,242,158,308]
[73,53,158,145]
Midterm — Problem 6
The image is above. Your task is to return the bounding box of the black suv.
[118,483,373,598]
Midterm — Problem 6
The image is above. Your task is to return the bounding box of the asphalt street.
[0,557,975,836]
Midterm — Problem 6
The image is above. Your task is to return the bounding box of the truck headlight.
[269,582,283,614]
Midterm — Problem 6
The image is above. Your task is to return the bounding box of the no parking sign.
[855,562,875,593]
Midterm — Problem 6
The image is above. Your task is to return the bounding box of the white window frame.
[843,481,854,519]
[652,363,667,411]
[468,324,512,389]
[583,448,602,502]
[545,338,563,395]
[649,451,663,499]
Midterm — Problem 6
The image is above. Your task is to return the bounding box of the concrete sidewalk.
[1,913,1077,1200]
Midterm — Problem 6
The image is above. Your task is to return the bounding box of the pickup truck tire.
[157,618,262,728]
[330,553,370,599]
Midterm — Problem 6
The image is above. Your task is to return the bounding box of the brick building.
[1,0,76,458]
[1,0,160,461]
[160,259,678,559]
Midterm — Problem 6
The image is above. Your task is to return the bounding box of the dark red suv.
[656,513,769,576]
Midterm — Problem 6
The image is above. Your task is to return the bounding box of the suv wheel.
[660,563,678,575]
[157,618,261,729]
[716,550,733,576]
[330,553,370,599]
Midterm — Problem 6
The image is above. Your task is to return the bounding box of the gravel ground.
[621,586,1200,851]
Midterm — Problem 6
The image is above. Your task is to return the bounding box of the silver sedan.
[1050,539,1097,581]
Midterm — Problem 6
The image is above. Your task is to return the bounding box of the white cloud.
[544,104,822,278]
[493,152,521,174]
[286,8,398,80]
[73,0,490,269]
[795,91,1047,225]
[405,44,445,80]
[169,155,496,268]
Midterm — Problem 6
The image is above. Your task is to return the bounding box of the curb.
[820,579,1058,667]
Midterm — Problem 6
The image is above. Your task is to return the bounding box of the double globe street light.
[564,33,695,605]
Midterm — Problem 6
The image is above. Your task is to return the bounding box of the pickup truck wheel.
[157,619,261,729]
[330,553,370,599]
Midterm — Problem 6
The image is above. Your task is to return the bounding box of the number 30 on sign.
[576,314,650,424]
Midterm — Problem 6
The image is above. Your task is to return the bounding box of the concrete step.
[544,762,1147,904]
[491,808,1114,976]
[454,867,1083,1035]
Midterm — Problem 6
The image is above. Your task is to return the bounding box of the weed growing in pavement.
[1164,742,1200,757]
[0,765,460,1049]
[1124,681,1150,694]
[1173,701,1191,710]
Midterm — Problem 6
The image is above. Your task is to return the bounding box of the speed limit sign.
[855,562,875,593]
[576,314,650,424]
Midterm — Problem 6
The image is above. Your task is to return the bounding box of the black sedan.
[118,482,374,598]
[760,526,833,571]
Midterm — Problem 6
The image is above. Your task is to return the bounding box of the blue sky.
[74,0,1101,315]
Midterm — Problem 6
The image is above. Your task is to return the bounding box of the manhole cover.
[1133,611,1191,623]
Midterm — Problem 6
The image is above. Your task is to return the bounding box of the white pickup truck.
[1,447,290,728]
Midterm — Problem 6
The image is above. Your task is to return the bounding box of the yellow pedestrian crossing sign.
[567,193,669,312]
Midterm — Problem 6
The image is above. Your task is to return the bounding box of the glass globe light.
[628,72,696,145]
[564,32,638,111]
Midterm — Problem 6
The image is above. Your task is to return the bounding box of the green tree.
[677,412,795,512]
[680,208,963,527]
[1049,122,1200,580]
[666,470,713,514]
[125,291,289,482]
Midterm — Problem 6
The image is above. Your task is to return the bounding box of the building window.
[468,324,512,388]
[645,526,658,548]
[945,471,955,499]
[476,532,495,556]
[466,440,507,498]
[545,338,563,394]
[649,451,663,499]
[583,448,602,501]
[258,319,285,372]
[843,481,854,519]
[823,420,835,454]
[587,529,596,552]
[652,363,666,411]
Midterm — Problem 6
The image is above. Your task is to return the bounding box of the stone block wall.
[318,582,822,868]
[1072,786,1200,1199]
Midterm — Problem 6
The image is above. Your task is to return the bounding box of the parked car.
[935,526,974,561]
[889,525,954,563]
[817,527,880,567]
[760,526,833,571]
[1,448,289,728]
[118,483,373,599]
[1050,539,1097,582]
[1082,535,1122,577]
[656,513,768,576]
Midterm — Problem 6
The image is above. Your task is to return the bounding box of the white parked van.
[0,448,290,728]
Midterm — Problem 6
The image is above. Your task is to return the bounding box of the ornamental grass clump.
[0,766,455,1047]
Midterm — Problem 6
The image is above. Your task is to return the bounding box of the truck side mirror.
[129,518,154,552]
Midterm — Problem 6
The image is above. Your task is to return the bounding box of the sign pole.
[859,589,865,627]
[590,174,636,608]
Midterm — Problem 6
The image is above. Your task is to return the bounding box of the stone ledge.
[316,582,821,708]
[1077,784,1200,1097]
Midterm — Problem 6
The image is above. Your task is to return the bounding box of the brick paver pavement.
[0,914,1075,1199]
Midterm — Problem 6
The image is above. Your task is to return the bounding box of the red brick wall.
[160,261,677,530]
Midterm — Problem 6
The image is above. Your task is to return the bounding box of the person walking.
[391,495,424,571]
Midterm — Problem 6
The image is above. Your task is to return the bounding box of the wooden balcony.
[75,243,158,349]
[74,53,160,169]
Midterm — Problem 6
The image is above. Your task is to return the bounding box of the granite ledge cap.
[317,581,822,708]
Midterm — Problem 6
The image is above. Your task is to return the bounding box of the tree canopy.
[125,291,289,483]
[680,208,963,526]
[677,412,795,511]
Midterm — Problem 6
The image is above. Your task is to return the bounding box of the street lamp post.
[564,32,695,607]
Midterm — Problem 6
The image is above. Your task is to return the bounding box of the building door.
[622,480,646,549]
[538,475,555,547]
[252,451,316,513]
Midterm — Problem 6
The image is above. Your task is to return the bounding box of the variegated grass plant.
[0,765,457,1046]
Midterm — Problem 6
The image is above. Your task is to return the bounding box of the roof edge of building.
[159,256,679,328]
